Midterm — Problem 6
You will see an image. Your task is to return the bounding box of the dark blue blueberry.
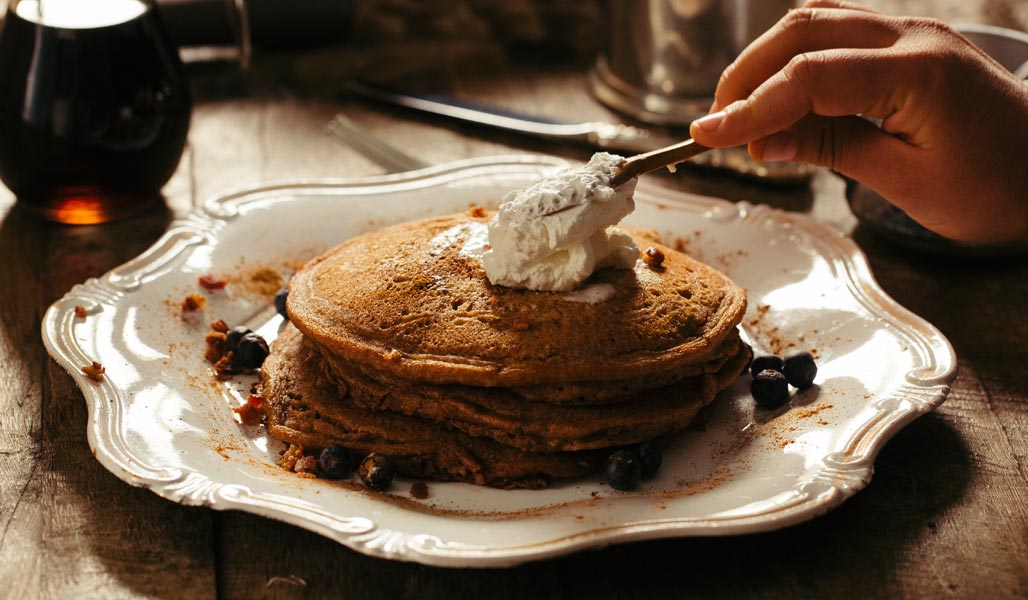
[603,449,642,491]
[274,287,289,320]
[750,354,784,378]
[318,445,353,479]
[752,369,790,408]
[358,453,395,490]
[637,441,663,478]
[225,325,251,353]
[783,351,818,389]
[236,332,269,369]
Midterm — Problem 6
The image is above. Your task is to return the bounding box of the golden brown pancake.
[286,213,747,387]
[262,326,605,488]
[318,333,749,453]
[263,212,750,488]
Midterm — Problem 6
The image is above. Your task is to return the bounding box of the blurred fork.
[324,113,430,173]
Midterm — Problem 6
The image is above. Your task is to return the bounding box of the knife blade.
[344,81,678,154]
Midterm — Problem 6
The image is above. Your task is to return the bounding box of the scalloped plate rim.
[41,154,957,567]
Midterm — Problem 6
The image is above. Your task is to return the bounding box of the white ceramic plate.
[42,156,956,567]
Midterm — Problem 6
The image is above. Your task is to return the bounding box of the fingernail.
[760,132,797,162]
[693,110,725,133]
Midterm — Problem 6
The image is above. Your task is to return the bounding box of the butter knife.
[345,81,812,183]
[345,81,669,154]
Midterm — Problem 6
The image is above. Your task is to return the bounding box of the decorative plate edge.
[40,159,957,568]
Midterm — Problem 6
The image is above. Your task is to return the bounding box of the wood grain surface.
[1,1,1026,598]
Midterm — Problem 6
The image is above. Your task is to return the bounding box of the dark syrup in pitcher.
[0,0,191,223]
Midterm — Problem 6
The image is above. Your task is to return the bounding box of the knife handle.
[612,139,711,187]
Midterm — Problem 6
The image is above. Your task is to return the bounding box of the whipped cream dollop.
[481,153,639,292]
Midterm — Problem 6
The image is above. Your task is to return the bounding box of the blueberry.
[637,441,663,478]
[783,350,818,389]
[225,325,251,353]
[236,332,269,369]
[752,369,790,408]
[603,449,642,491]
[358,453,396,491]
[274,287,289,320]
[318,445,353,479]
[750,354,784,378]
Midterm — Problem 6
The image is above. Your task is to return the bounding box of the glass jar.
[0,0,191,223]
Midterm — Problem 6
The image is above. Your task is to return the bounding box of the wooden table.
[2,1,1026,597]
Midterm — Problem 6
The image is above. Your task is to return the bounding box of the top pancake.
[287,212,746,387]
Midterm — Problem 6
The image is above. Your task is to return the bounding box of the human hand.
[688,0,1028,244]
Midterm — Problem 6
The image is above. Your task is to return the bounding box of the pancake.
[265,211,750,488]
[319,332,750,453]
[262,325,606,489]
[286,213,747,388]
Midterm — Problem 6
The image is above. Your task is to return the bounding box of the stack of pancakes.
[261,212,749,488]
